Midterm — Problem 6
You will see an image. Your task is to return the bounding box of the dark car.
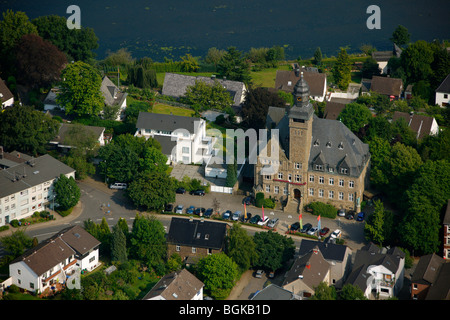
[250,215,261,224]
[319,227,330,237]
[356,212,365,221]
[190,189,205,196]
[242,196,253,205]
[222,210,232,220]
[176,187,186,194]
[300,223,313,233]
[204,208,213,218]
[290,222,301,231]
[241,212,252,222]
[164,204,173,212]
[194,207,205,216]
[346,213,354,220]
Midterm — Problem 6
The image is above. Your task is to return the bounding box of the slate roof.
[370,76,403,97]
[54,225,101,256]
[0,148,30,169]
[435,74,450,94]
[167,217,227,250]
[425,262,450,300]
[275,69,326,98]
[136,111,202,133]
[142,268,204,300]
[0,154,75,199]
[100,76,127,107]
[152,135,177,157]
[298,239,350,262]
[0,77,14,105]
[323,101,347,120]
[411,253,446,285]
[251,284,299,300]
[392,111,437,140]
[162,73,246,106]
[444,200,450,225]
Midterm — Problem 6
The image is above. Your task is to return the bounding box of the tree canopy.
[332,47,351,90]
[253,230,295,272]
[217,47,251,84]
[53,174,81,211]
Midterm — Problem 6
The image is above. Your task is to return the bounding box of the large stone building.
[254,73,370,213]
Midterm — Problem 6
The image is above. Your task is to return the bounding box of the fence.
[210,185,233,194]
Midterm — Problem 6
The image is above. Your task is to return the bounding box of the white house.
[135,112,215,165]
[142,268,204,300]
[435,74,450,107]
[0,153,75,227]
[100,76,128,120]
[8,225,100,295]
[0,77,14,109]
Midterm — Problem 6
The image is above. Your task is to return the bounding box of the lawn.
[250,64,291,88]
[152,103,195,117]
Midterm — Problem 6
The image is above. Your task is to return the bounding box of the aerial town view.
[0,0,449,314]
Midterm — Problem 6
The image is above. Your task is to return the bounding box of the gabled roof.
[425,262,450,300]
[100,76,127,107]
[275,69,326,97]
[323,101,347,120]
[162,73,246,106]
[370,76,403,97]
[55,225,101,256]
[411,253,445,285]
[167,217,227,250]
[0,77,14,105]
[392,111,437,140]
[251,284,299,300]
[435,74,450,94]
[142,268,204,300]
[298,239,350,262]
[136,111,202,133]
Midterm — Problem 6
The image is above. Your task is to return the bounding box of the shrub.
[10,220,19,227]
[307,202,338,219]
[255,192,265,208]
[263,198,276,209]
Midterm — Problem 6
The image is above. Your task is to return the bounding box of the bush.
[307,202,337,219]
[255,192,265,208]
[0,225,9,232]
[263,198,276,209]
[10,220,19,227]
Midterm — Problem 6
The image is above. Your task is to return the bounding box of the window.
[315,164,323,171]
[192,247,197,254]
[349,193,354,201]
[182,156,190,163]
[319,189,324,198]
[283,187,288,195]
[349,180,355,188]
[18,269,21,275]
[176,245,180,252]
[339,192,344,200]
[182,147,189,154]
[329,191,334,199]
[30,282,34,289]
[309,175,314,183]
[278,172,283,179]
[274,186,279,194]
[265,185,270,193]
[340,168,348,174]
[295,163,301,169]
[339,179,344,187]
[319,176,324,184]
[329,178,334,185]
[288,174,292,182]
[309,188,314,196]
[445,94,448,99]
[265,175,271,180]
[295,174,301,182]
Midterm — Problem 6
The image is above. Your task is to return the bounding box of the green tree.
[184,80,233,110]
[139,146,168,174]
[313,47,323,66]
[226,224,258,272]
[103,48,134,67]
[98,144,140,183]
[53,174,81,211]
[338,102,372,133]
[180,53,199,72]
[400,40,434,85]
[167,253,183,272]
[57,61,104,117]
[390,25,410,47]
[195,253,239,300]
[310,282,337,300]
[339,284,367,300]
[127,171,175,211]
[217,47,251,84]
[332,47,351,90]
[0,105,59,156]
[364,200,388,246]
[204,47,226,67]
[0,230,33,259]
[225,161,237,187]
[253,230,295,272]
[361,56,381,79]
[111,224,127,263]
[129,214,167,274]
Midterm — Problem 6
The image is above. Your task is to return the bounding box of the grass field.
[152,103,195,117]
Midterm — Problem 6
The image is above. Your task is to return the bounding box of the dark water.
[2,0,449,61]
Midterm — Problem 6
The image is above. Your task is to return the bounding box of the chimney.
[295,68,300,77]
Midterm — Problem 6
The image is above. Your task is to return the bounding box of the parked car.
[338,209,346,217]
[242,196,253,205]
[186,206,195,214]
[232,211,242,221]
[194,207,205,216]
[346,213,354,220]
[164,204,173,212]
[222,210,232,220]
[241,212,252,222]
[268,271,275,278]
[175,187,186,194]
[175,205,184,214]
[255,270,264,278]
[267,218,279,228]
[290,222,301,231]
[300,223,313,233]
[258,216,270,226]
[331,229,341,239]
[319,227,330,237]
[307,226,319,235]
[356,212,365,221]
[190,189,205,196]
[109,182,127,190]
[250,215,261,224]
[204,208,213,218]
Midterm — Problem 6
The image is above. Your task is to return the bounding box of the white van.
[109,182,127,190]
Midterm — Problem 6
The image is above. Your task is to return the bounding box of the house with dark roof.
[443,200,450,260]
[392,111,439,140]
[0,77,14,109]
[410,253,450,300]
[371,44,402,74]
[370,76,403,99]
[0,153,75,227]
[251,283,300,300]
[135,111,215,165]
[323,100,348,120]
[0,147,33,169]
[142,268,204,300]
[8,225,100,295]
[435,74,450,107]
[255,73,371,213]
[49,123,106,152]
[100,76,128,120]
[166,217,227,265]
[274,67,327,102]
[162,73,247,107]
[344,243,405,299]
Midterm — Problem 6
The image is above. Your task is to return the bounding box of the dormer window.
[314,139,320,146]
[315,164,323,171]
[326,141,332,148]
[338,142,344,150]
[340,168,348,174]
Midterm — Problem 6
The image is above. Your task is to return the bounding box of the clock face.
[297,97,302,101]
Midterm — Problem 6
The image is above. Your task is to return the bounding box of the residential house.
[8,225,100,295]
[135,111,215,165]
[371,44,402,74]
[443,200,450,260]
[0,153,75,227]
[43,87,63,111]
[274,67,327,102]
[0,77,14,109]
[392,111,439,140]
[100,76,128,120]
[323,99,350,120]
[369,76,403,100]
[0,147,33,170]
[166,217,227,265]
[344,243,405,299]
[282,245,331,299]
[251,284,300,300]
[410,253,450,300]
[255,74,371,214]
[162,73,247,107]
[298,239,352,288]
[142,268,204,300]
[48,123,106,152]
[435,74,450,107]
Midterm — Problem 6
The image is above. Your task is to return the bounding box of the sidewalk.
[0,201,84,238]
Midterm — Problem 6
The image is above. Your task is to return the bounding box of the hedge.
[307,202,337,219]
[255,192,264,208]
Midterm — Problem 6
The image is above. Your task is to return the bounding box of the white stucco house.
[0,77,14,109]
[135,112,215,165]
[8,225,100,295]
[435,74,450,107]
